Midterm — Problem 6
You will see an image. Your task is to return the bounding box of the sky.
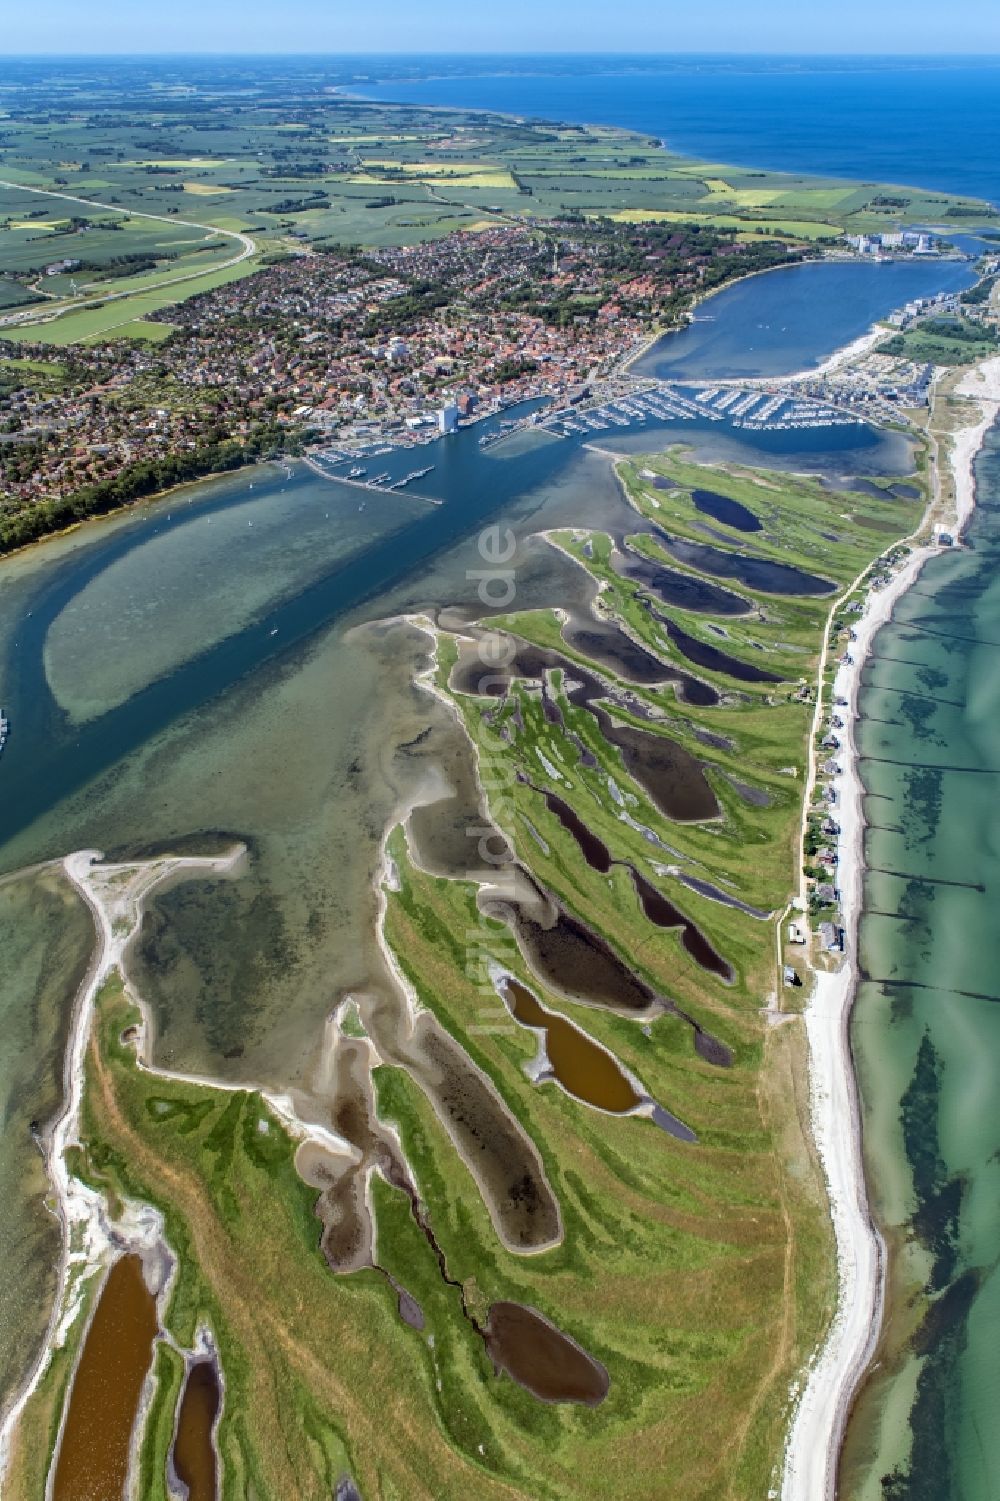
[4,0,1000,57]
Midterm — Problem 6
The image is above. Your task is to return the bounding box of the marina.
[537,378,866,441]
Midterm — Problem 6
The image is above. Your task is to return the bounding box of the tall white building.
[438,403,459,434]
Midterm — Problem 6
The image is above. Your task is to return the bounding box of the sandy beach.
[781,351,1000,1501]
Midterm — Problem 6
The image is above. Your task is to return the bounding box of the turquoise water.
[842,424,1000,1500]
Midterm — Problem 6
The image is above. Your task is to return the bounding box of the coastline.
[3,284,998,1499]
[0,848,247,1479]
[3,252,861,563]
[781,351,1000,1501]
[618,253,816,373]
[0,449,298,566]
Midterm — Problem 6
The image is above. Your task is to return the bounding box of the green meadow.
[1,89,993,344]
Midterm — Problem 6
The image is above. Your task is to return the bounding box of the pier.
[303,453,444,506]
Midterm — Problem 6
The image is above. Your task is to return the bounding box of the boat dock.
[537,376,864,439]
[303,452,443,505]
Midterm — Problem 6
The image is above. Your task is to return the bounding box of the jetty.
[303,452,443,506]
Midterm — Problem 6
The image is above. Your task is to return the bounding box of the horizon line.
[3,48,1000,60]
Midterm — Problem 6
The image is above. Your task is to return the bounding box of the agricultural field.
[0,61,993,346]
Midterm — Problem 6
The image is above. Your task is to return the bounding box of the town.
[0,219,803,549]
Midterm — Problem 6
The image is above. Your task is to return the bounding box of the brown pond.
[485,1301,609,1405]
[502,978,640,1114]
[52,1253,159,1501]
[485,874,734,1071]
[172,1360,221,1501]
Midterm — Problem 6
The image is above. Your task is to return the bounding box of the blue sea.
[355,55,1000,205]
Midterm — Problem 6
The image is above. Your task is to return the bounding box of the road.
[0,177,257,330]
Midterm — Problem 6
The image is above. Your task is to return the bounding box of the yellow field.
[700,186,786,206]
[362,159,500,176]
[348,166,517,191]
[182,182,236,196]
[602,209,842,239]
[434,172,517,190]
[10,220,62,230]
[515,168,677,181]
[773,188,859,209]
[671,161,747,177]
[102,158,231,170]
[328,133,425,143]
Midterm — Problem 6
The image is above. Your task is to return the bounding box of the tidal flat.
[0,865,94,1405]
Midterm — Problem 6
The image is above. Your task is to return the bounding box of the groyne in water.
[841,420,1000,1501]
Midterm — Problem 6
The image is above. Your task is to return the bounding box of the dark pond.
[172,1360,221,1501]
[656,616,784,685]
[691,488,763,533]
[485,1302,610,1406]
[586,704,719,821]
[660,533,835,596]
[496,889,659,1018]
[536,786,612,873]
[611,547,751,616]
[628,867,734,981]
[561,616,715,704]
[529,784,732,981]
